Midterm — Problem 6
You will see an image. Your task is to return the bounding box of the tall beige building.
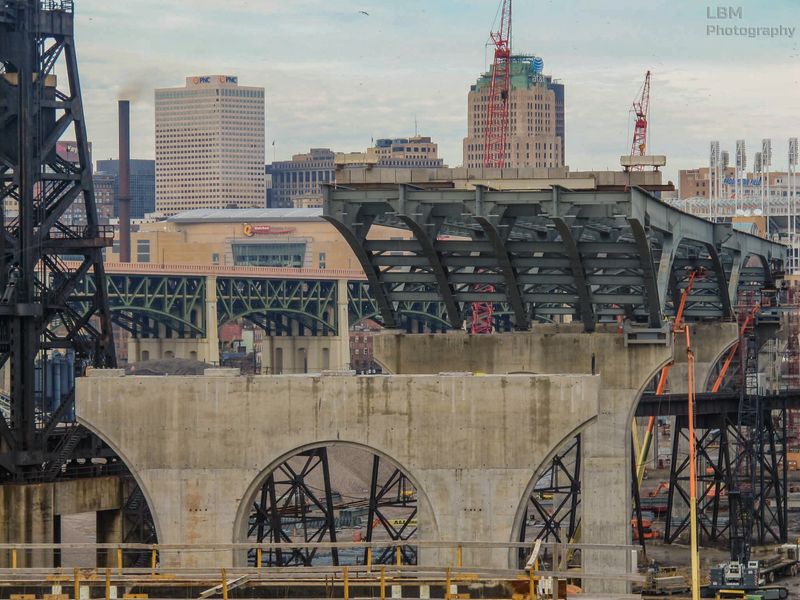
[155,75,265,216]
[463,56,565,169]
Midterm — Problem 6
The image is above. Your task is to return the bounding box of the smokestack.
[118,100,131,262]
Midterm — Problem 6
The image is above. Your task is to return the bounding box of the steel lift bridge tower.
[0,0,116,482]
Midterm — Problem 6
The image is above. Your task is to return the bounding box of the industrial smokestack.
[118,100,131,262]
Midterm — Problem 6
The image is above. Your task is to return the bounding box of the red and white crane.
[629,70,651,171]
[482,0,512,168]
[472,0,512,334]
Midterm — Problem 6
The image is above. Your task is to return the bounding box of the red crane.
[482,0,512,168]
[629,70,651,171]
[473,0,512,334]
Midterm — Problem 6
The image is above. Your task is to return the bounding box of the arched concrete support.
[372,325,674,594]
[77,369,601,570]
[232,440,440,567]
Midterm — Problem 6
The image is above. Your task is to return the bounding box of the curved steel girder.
[473,216,529,330]
[627,217,662,327]
[705,244,734,318]
[396,215,463,330]
[350,309,451,331]
[321,216,398,328]
[552,217,595,332]
[109,306,204,336]
[222,308,335,334]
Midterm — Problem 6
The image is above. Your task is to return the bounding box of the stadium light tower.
[762,138,772,234]
[789,138,798,272]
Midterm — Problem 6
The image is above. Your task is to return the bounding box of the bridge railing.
[65,260,367,280]
[0,540,642,591]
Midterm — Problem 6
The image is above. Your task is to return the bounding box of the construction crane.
[482,0,512,167]
[472,0,512,334]
[629,70,651,171]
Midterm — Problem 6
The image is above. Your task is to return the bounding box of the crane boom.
[629,71,651,171]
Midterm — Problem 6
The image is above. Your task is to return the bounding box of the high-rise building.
[92,171,116,224]
[267,148,336,208]
[463,55,565,169]
[54,141,117,225]
[96,159,155,219]
[155,75,265,216]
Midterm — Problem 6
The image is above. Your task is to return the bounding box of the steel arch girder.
[321,215,398,328]
[473,216,529,330]
[396,215,463,329]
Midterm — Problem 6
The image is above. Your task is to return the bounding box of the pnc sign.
[243,223,295,237]
[191,75,238,85]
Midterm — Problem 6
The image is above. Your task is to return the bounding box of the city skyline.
[75,0,799,183]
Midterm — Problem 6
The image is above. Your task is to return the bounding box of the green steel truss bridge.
[65,263,452,338]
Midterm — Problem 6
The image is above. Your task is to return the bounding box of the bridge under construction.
[2,1,800,600]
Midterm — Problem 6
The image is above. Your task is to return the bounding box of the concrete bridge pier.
[0,476,123,567]
[372,325,673,594]
[261,279,351,374]
[77,369,602,571]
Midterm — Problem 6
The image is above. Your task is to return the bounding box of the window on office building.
[136,239,150,263]
[232,242,306,268]
[319,252,326,269]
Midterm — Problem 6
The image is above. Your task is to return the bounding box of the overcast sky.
[73,0,800,183]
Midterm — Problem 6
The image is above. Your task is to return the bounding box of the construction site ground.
[639,465,800,598]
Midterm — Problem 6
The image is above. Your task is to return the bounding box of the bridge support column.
[1,477,123,567]
[206,275,220,366]
[372,325,673,593]
[96,509,123,567]
[261,281,350,374]
[0,483,55,567]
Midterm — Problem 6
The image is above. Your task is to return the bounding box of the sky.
[72,0,800,184]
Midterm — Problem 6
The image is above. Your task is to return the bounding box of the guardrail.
[0,540,642,596]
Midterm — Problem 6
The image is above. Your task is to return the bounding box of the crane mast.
[482,0,512,168]
[473,0,512,334]
[629,71,651,171]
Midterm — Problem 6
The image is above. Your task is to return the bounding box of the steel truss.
[72,274,456,337]
[517,436,581,566]
[364,454,417,565]
[0,0,115,482]
[663,411,787,546]
[248,448,418,567]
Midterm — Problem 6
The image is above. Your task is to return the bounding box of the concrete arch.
[76,415,163,545]
[509,419,594,564]
[509,341,673,566]
[703,337,740,392]
[231,440,439,567]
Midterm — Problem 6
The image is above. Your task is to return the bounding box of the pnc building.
[463,55,565,169]
[155,75,265,216]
